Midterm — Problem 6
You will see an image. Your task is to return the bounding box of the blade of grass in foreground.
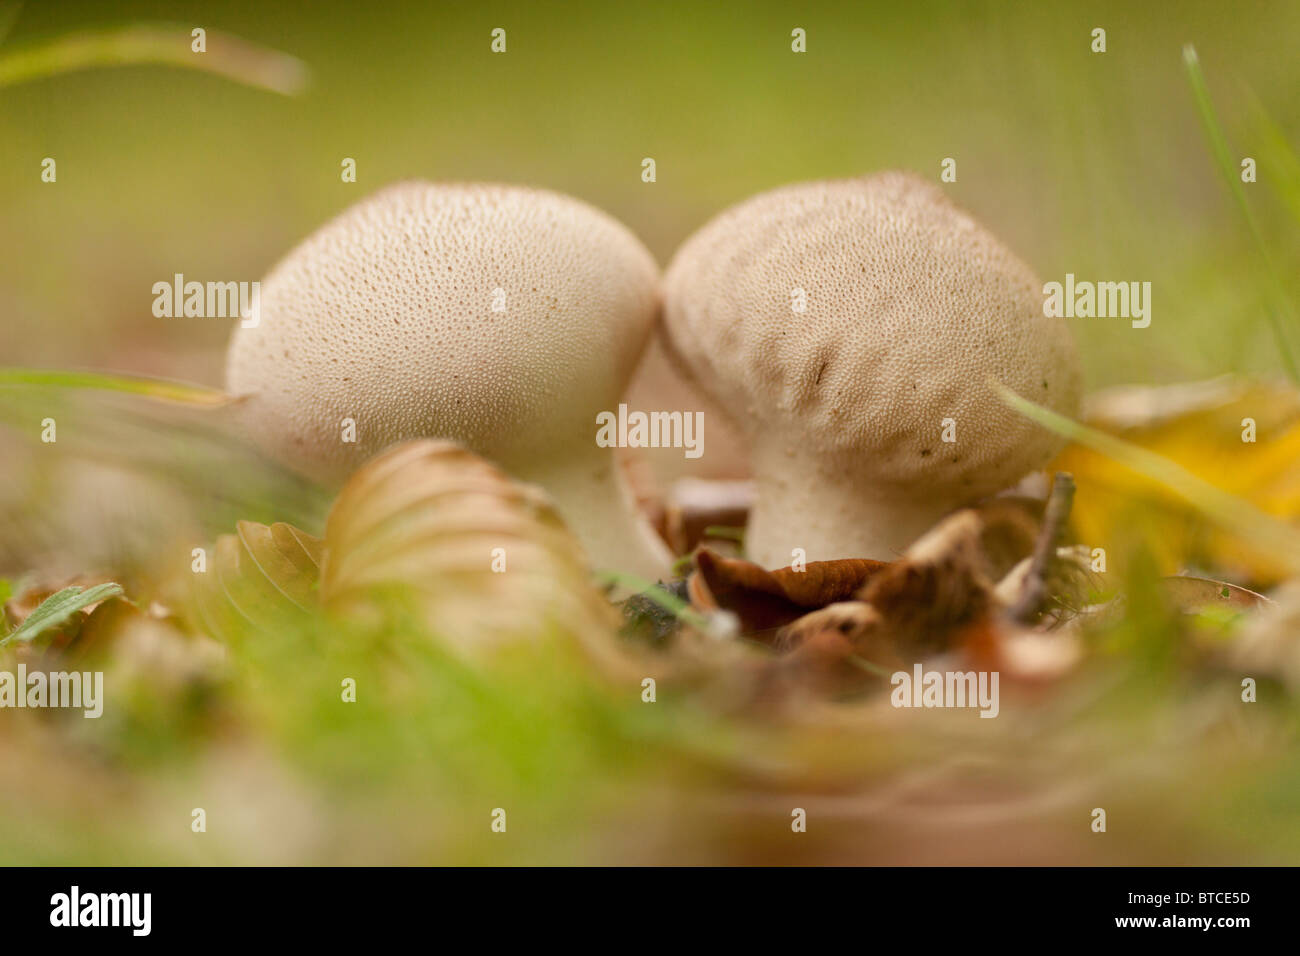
[1183,44,1298,382]
[1243,87,1300,226]
[0,23,308,94]
[994,381,1300,573]
[0,367,236,407]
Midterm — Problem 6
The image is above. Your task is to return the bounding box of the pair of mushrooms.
[226,174,1080,577]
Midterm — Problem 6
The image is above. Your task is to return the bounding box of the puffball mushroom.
[662,172,1081,569]
[225,181,672,579]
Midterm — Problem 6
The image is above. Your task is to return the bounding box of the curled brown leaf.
[688,547,887,639]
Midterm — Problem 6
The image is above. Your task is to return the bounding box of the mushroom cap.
[226,181,660,482]
[662,172,1081,498]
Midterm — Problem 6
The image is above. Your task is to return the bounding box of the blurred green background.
[1,0,1299,867]
[2,0,1298,389]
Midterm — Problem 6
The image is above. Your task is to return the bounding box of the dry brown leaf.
[322,439,621,666]
[774,601,893,694]
[172,519,322,645]
[776,601,881,650]
[778,608,879,696]
[683,495,1080,700]
[857,510,998,658]
[1160,575,1272,612]
[687,547,887,638]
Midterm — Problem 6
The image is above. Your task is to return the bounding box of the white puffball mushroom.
[226,181,672,579]
[662,172,1082,569]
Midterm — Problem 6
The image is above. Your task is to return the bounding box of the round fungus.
[226,181,672,579]
[662,171,1082,569]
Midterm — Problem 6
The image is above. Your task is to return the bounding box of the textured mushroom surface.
[228,181,659,480]
[226,181,672,578]
[663,172,1081,566]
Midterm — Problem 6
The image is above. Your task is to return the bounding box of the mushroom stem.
[747,451,960,569]
[517,443,672,582]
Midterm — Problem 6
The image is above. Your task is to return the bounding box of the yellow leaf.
[1054,378,1300,584]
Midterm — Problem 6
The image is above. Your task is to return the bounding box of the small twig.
[1007,472,1075,624]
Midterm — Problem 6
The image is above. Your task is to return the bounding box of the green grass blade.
[1242,86,1300,225]
[0,367,236,407]
[1183,44,1299,382]
[0,23,308,94]
[0,579,11,637]
[994,380,1300,572]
